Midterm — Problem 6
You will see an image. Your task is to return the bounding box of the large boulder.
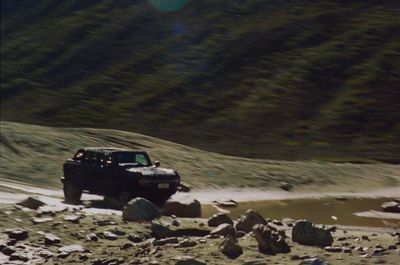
[162,200,201,218]
[381,201,400,213]
[292,220,333,247]
[235,209,267,233]
[253,224,290,254]
[17,196,45,210]
[122,197,161,222]
[207,213,233,227]
[219,235,243,259]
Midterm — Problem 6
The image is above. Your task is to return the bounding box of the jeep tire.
[63,180,82,205]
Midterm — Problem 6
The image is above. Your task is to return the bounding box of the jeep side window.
[135,154,148,166]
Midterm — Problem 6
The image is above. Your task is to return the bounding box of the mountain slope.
[1,0,400,161]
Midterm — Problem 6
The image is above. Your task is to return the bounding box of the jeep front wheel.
[63,180,82,205]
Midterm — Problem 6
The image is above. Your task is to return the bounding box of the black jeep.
[62,148,181,205]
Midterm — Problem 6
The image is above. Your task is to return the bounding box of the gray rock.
[381,201,400,213]
[17,196,45,210]
[280,182,293,191]
[94,219,117,226]
[299,257,329,265]
[210,223,236,237]
[163,200,201,218]
[9,253,29,262]
[120,242,133,250]
[219,235,243,259]
[4,229,28,241]
[235,209,267,233]
[292,220,333,247]
[122,197,161,222]
[127,234,143,243]
[175,256,206,265]
[86,233,98,241]
[103,231,118,240]
[175,239,197,248]
[63,214,80,223]
[44,233,61,245]
[207,213,234,227]
[323,246,342,252]
[153,237,179,246]
[92,257,125,265]
[1,246,16,256]
[151,222,173,238]
[253,224,290,254]
[59,244,85,253]
[32,217,53,224]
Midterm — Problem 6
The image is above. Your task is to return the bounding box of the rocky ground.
[0,197,399,265]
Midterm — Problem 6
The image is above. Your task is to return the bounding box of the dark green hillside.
[1,0,400,162]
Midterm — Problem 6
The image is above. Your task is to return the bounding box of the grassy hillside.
[1,122,399,191]
[1,0,400,161]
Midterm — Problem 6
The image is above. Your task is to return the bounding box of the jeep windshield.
[112,151,152,167]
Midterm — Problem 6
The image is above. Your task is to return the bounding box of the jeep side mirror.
[154,161,160,167]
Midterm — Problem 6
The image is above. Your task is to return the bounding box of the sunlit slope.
[1,122,399,191]
[1,1,400,161]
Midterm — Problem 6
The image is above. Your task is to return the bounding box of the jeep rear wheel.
[63,180,82,205]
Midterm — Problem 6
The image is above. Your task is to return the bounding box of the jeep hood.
[126,167,177,176]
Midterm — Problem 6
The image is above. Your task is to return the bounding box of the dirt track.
[1,178,399,205]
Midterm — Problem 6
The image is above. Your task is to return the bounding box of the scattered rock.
[102,231,118,240]
[253,224,290,254]
[292,220,333,247]
[153,237,179,246]
[127,234,143,243]
[272,219,283,226]
[110,228,126,236]
[44,233,61,245]
[92,257,125,265]
[63,214,80,223]
[17,196,45,210]
[151,222,173,238]
[213,199,238,207]
[9,253,29,262]
[163,200,201,218]
[94,219,117,226]
[219,235,243,259]
[235,209,267,233]
[175,239,197,248]
[324,246,343,252]
[210,224,236,237]
[299,257,329,265]
[280,182,293,191]
[1,246,16,256]
[207,213,234,227]
[172,219,181,226]
[32,217,54,224]
[381,201,400,213]
[86,233,98,241]
[174,255,206,265]
[122,197,161,222]
[120,242,133,250]
[4,229,29,241]
[58,244,85,253]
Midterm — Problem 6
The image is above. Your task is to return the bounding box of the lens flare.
[148,0,189,12]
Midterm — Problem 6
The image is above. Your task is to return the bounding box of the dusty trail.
[0,178,399,205]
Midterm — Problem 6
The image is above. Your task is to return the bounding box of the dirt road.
[1,178,399,205]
